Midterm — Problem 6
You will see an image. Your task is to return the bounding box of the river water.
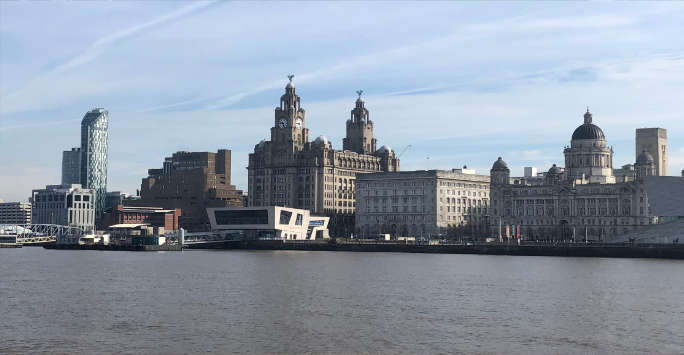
[1,247,683,354]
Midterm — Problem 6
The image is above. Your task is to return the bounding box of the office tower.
[636,128,668,176]
[61,147,81,185]
[31,184,95,231]
[133,149,243,231]
[0,202,32,225]
[80,108,109,221]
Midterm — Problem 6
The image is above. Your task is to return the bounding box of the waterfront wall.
[186,240,684,259]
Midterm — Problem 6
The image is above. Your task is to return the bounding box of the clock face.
[278,118,288,128]
[295,118,303,129]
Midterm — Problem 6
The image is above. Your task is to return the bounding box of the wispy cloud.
[0,1,217,114]
[0,118,80,132]
[139,13,647,113]
[54,1,217,73]
[2,2,684,201]
[465,14,638,33]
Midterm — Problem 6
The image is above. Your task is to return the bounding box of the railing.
[182,231,245,244]
[0,224,85,245]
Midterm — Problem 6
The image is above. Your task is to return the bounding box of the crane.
[397,145,412,159]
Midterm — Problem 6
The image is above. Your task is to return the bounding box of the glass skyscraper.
[80,108,109,221]
[61,147,81,185]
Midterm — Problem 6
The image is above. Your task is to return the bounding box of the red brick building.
[102,205,181,231]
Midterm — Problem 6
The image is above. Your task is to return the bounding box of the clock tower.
[271,75,308,151]
[343,90,376,154]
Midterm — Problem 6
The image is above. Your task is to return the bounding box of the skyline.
[2,2,684,202]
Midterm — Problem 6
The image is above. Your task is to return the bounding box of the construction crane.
[397,145,412,159]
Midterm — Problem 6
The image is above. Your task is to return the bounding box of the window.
[279,210,293,225]
[214,209,268,225]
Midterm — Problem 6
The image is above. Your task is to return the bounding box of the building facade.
[61,147,81,185]
[247,78,399,216]
[102,205,181,231]
[105,191,132,212]
[80,108,109,220]
[206,206,330,240]
[636,128,668,176]
[31,184,95,231]
[490,110,657,242]
[355,169,490,239]
[0,202,32,225]
[132,149,243,231]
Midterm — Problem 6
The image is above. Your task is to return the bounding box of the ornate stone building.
[355,169,490,239]
[248,78,399,216]
[490,110,658,241]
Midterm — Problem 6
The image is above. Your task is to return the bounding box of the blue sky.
[1,1,683,202]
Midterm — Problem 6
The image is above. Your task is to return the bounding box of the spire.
[350,90,369,122]
[584,107,593,124]
[279,74,300,113]
[344,90,375,153]
[355,89,365,109]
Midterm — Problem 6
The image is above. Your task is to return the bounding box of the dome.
[314,135,329,145]
[286,81,294,89]
[548,164,562,175]
[636,150,654,164]
[572,109,605,140]
[491,157,508,170]
[377,145,392,154]
[572,123,606,140]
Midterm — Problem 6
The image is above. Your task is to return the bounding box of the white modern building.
[31,184,95,232]
[0,202,32,225]
[206,206,330,240]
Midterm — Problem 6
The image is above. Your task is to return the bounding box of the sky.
[1,1,683,202]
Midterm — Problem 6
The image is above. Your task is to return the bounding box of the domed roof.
[572,123,606,140]
[376,145,392,153]
[548,164,562,175]
[572,109,605,141]
[491,157,508,170]
[314,135,329,145]
[636,150,654,164]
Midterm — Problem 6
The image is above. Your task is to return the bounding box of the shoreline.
[186,240,684,259]
[36,240,684,259]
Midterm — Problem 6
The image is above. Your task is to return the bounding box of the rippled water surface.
[1,248,683,354]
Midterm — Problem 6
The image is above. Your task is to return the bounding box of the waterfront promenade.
[37,237,684,259]
[185,239,684,259]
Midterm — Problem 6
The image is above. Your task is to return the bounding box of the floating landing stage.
[186,240,684,259]
[44,244,182,251]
